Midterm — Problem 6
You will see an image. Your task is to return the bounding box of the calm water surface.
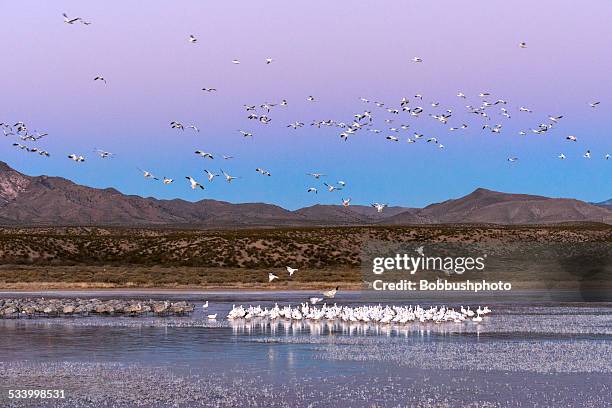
[1,290,611,407]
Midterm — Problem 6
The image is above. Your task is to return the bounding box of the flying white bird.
[287,121,305,129]
[415,246,425,256]
[201,88,217,92]
[307,96,315,102]
[170,121,184,130]
[62,13,86,25]
[307,187,318,194]
[566,135,578,142]
[342,198,351,207]
[162,177,174,184]
[93,76,106,84]
[507,157,519,163]
[68,154,85,162]
[589,101,600,108]
[558,154,566,160]
[583,150,591,159]
[238,130,253,138]
[286,266,298,276]
[386,135,399,142]
[519,41,527,48]
[323,182,342,192]
[195,150,214,159]
[221,169,238,183]
[138,168,158,180]
[307,172,325,179]
[204,169,219,182]
[255,168,271,176]
[232,59,240,64]
[185,176,205,190]
[188,34,197,43]
[372,203,387,213]
[265,58,273,64]
[94,149,113,158]
[412,57,423,63]
[309,297,323,305]
[268,273,279,282]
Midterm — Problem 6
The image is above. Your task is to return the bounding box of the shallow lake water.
[1,290,611,407]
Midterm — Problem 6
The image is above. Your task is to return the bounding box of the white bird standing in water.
[322,286,339,298]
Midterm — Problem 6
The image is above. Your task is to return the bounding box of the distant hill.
[382,188,612,225]
[1,162,610,226]
[593,199,612,209]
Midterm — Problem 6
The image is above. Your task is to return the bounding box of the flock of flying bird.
[2,14,610,215]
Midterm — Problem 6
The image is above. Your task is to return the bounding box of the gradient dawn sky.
[1,0,611,209]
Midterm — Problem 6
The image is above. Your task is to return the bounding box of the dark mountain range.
[1,162,610,226]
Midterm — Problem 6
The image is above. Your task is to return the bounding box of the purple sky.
[1,0,611,209]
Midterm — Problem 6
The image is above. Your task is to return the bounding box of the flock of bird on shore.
[2,12,610,214]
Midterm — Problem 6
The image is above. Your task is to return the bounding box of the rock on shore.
[0,298,194,318]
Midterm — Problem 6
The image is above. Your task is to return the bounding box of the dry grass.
[0,225,609,289]
[0,265,361,290]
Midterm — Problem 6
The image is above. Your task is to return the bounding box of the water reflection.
[229,317,479,337]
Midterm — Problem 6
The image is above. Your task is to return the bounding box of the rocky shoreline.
[0,298,194,318]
